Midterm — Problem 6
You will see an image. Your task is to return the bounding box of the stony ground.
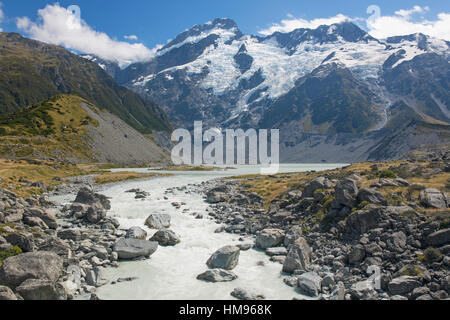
[200,150,450,300]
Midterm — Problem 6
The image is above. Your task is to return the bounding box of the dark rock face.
[335,178,358,208]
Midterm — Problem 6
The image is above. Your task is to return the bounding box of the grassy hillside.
[0,95,99,161]
[0,32,171,134]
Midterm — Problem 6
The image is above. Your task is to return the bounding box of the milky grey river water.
[54,164,346,300]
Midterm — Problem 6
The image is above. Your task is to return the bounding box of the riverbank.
[202,154,450,300]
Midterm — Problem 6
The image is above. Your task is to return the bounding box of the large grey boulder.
[357,188,387,206]
[388,276,422,295]
[113,239,158,260]
[0,252,63,289]
[420,189,447,209]
[297,272,322,297]
[23,216,48,230]
[256,229,285,249]
[426,228,450,246]
[150,230,181,246]
[335,178,358,208]
[75,187,111,210]
[0,285,17,300]
[344,205,381,235]
[282,237,311,274]
[302,177,332,198]
[197,269,237,282]
[24,207,58,229]
[125,227,148,240]
[207,246,240,270]
[145,213,171,229]
[16,279,65,300]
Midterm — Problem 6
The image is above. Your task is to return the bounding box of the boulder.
[297,272,322,297]
[357,188,387,206]
[23,216,48,230]
[145,213,171,229]
[206,246,240,270]
[388,276,422,295]
[4,232,34,252]
[0,285,17,300]
[74,187,111,210]
[265,247,288,256]
[419,189,447,209]
[394,178,410,186]
[24,207,58,229]
[380,178,398,187]
[16,279,65,300]
[206,192,228,204]
[348,245,366,264]
[57,229,82,241]
[302,177,331,198]
[282,237,311,274]
[350,280,377,300]
[335,178,358,208]
[386,231,407,253]
[125,227,148,240]
[197,269,237,282]
[86,203,107,223]
[150,230,181,246]
[113,239,158,260]
[231,288,265,300]
[256,229,285,249]
[344,205,381,235]
[85,267,109,287]
[0,252,63,289]
[426,228,450,246]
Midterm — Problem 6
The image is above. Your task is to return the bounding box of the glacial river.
[55,164,346,300]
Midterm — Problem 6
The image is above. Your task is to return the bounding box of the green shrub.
[0,246,22,266]
[379,170,397,179]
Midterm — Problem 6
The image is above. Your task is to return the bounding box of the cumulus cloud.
[368,6,450,41]
[258,13,350,36]
[16,4,154,67]
[124,34,138,41]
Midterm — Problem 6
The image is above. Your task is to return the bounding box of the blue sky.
[0,1,448,65]
[1,0,448,47]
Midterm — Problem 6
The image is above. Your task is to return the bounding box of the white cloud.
[124,34,138,41]
[258,13,350,36]
[0,2,4,32]
[16,4,155,67]
[368,6,450,41]
[395,5,429,19]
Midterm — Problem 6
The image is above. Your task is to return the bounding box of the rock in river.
[113,239,158,260]
[197,269,238,282]
[125,227,148,240]
[207,246,240,270]
[150,230,181,246]
[256,229,285,249]
[145,213,171,229]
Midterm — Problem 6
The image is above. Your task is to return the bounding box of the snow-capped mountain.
[83,18,450,161]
